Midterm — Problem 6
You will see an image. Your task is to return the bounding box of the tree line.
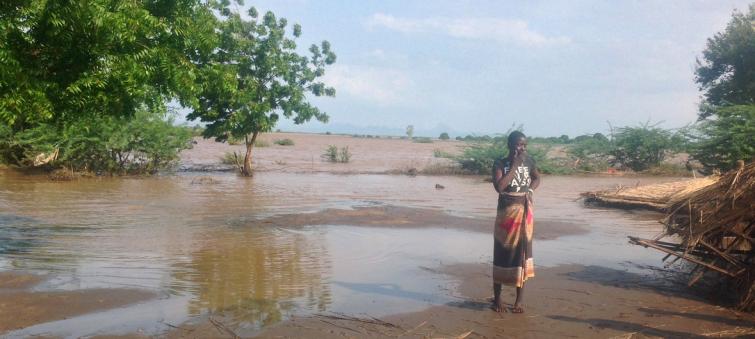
[452,5,754,175]
[0,0,334,175]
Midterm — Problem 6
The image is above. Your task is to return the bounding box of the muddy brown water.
[0,168,691,337]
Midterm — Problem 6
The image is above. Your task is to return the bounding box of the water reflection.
[173,226,332,332]
[0,169,686,336]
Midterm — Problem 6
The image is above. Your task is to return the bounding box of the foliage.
[413,137,432,143]
[406,125,414,139]
[567,135,613,172]
[433,149,454,158]
[439,132,450,140]
[689,105,755,171]
[454,138,506,174]
[274,138,295,146]
[322,145,350,163]
[0,0,216,130]
[255,139,271,147]
[188,5,336,176]
[220,151,241,168]
[8,109,191,173]
[695,4,755,119]
[610,123,686,171]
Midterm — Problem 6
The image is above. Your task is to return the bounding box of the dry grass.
[581,177,718,211]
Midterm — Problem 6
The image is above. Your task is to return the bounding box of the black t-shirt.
[493,156,536,193]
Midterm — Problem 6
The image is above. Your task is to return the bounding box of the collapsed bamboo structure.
[629,161,755,311]
[581,177,718,211]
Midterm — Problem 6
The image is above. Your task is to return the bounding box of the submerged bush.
[322,145,351,163]
[274,138,295,146]
[3,109,191,174]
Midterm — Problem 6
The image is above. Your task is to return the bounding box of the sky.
[187,0,752,138]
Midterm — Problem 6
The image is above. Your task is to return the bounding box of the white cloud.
[323,64,413,105]
[366,13,571,46]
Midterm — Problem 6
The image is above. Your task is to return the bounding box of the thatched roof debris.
[629,160,755,311]
[581,177,718,211]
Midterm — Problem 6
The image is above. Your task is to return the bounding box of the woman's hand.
[512,149,526,167]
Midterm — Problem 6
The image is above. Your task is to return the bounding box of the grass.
[644,163,692,176]
[220,152,240,165]
[274,138,295,146]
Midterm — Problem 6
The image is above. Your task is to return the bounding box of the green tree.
[188,6,335,176]
[610,123,683,171]
[691,5,755,171]
[690,105,755,171]
[695,4,755,119]
[0,0,216,130]
[439,132,450,140]
[406,125,414,139]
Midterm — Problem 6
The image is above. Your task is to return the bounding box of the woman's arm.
[530,166,541,190]
[493,157,522,193]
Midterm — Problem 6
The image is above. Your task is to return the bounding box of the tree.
[610,123,682,171]
[0,0,216,130]
[689,105,755,171]
[188,6,336,176]
[406,125,414,139]
[0,0,216,172]
[439,132,450,140]
[695,4,755,119]
[691,5,755,171]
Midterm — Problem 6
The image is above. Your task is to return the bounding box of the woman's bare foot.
[511,303,524,313]
[492,300,508,313]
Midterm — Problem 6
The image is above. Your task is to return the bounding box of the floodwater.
[0,169,684,337]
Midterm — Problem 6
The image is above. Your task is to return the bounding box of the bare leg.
[492,283,506,312]
[512,286,524,313]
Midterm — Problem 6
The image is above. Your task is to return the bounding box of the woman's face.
[510,137,527,154]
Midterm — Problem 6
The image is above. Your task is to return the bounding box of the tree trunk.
[242,132,259,176]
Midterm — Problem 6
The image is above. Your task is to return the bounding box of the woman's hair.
[507,131,526,149]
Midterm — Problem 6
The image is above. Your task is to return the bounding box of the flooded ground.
[1,134,752,337]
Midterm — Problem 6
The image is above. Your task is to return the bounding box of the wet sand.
[134,263,755,338]
[256,263,755,339]
[0,272,155,333]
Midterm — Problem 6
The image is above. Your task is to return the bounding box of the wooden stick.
[628,237,739,277]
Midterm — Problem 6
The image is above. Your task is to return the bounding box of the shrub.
[433,149,454,158]
[339,146,351,163]
[567,136,613,172]
[439,132,450,140]
[220,152,241,166]
[254,139,271,147]
[689,105,755,171]
[322,145,338,162]
[322,145,351,163]
[413,137,433,143]
[274,138,295,146]
[610,123,685,171]
[7,109,192,174]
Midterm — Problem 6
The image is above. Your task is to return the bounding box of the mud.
[255,263,755,338]
[0,272,155,333]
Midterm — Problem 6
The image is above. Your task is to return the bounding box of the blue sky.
[201,0,752,137]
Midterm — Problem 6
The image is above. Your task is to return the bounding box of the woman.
[492,131,540,313]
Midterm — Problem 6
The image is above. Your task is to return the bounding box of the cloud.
[366,13,571,46]
[323,64,413,105]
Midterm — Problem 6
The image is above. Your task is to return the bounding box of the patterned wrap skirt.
[493,192,534,287]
